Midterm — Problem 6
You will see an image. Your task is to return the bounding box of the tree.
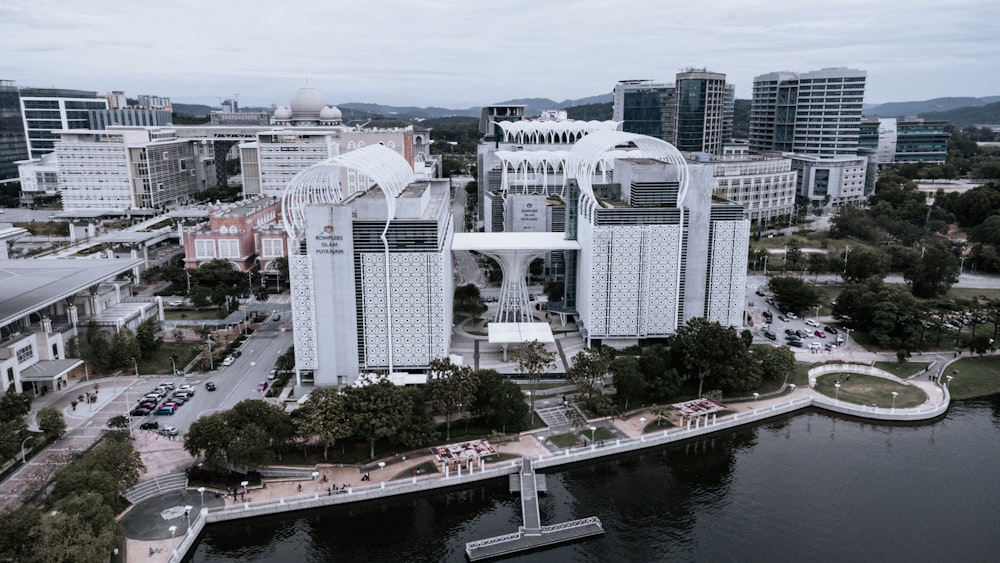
[513,340,556,419]
[842,246,890,283]
[0,506,41,561]
[768,276,822,313]
[37,407,65,441]
[230,400,296,461]
[751,345,796,383]
[470,369,529,433]
[453,284,487,319]
[255,285,270,302]
[343,378,411,459]
[638,344,682,401]
[670,318,757,397]
[69,439,145,492]
[428,358,478,441]
[904,244,961,298]
[566,348,612,415]
[294,387,351,460]
[135,317,161,355]
[0,389,33,423]
[610,355,645,408]
[184,412,233,469]
[191,286,211,308]
[32,502,118,563]
[106,415,129,430]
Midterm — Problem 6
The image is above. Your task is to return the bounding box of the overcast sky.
[2,0,998,109]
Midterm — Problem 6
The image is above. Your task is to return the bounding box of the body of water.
[187,398,1000,562]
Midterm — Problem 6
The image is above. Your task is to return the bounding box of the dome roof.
[274,106,293,120]
[320,105,342,120]
[290,85,326,114]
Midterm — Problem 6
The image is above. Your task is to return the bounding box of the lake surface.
[187,398,1000,563]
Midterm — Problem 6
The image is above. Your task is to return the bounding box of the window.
[195,239,216,259]
[218,239,241,258]
[262,238,284,258]
[16,345,34,363]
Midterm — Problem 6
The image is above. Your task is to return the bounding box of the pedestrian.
[297,483,302,492]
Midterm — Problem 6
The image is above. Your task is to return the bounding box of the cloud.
[2,0,998,106]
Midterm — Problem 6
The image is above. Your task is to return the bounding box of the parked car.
[267,369,278,380]
[784,329,796,336]
[232,350,242,358]
[178,384,195,394]
[173,391,192,401]
[762,330,777,341]
[153,406,175,415]
[205,382,217,391]
[787,340,803,348]
[778,315,790,322]
[824,326,838,334]
[131,407,152,417]
[162,401,181,410]
[222,356,235,366]
[815,330,826,339]
[796,329,810,338]
[787,312,798,320]
[159,382,175,390]
[256,381,268,392]
[143,392,163,402]
[159,426,179,437]
[138,401,157,410]
[168,300,183,306]
[804,319,819,327]
[762,311,773,322]
[139,421,159,430]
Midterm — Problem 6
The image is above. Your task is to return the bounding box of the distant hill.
[864,96,1000,118]
[565,102,612,121]
[920,101,1000,126]
[338,93,613,121]
[172,102,216,118]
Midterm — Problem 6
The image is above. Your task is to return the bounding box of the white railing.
[540,516,602,533]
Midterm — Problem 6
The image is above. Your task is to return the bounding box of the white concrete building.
[699,154,798,225]
[790,154,869,210]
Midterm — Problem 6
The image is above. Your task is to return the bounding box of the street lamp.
[639,417,646,441]
[170,355,177,376]
[891,391,898,411]
[753,392,760,404]
[946,375,953,386]
[378,461,386,489]
[589,425,597,446]
[206,337,214,370]
[834,382,841,402]
[197,487,205,508]
[131,357,139,377]
[241,480,249,499]
[844,245,850,273]
[20,436,34,463]
[814,305,821,319]
[184,505,193,532]
[169,525,177,540]
[789,384,796,392]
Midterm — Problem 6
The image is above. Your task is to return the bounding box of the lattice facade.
[290,254,318,369]
[706,220,750,326]
[586,224,683,338]
[360,252,449,368]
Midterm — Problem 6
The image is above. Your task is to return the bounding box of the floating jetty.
[465,457,604,561]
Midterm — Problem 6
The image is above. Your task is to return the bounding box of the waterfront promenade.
[128,361,950,563]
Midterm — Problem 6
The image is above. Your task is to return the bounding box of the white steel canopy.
[281,144,416,240]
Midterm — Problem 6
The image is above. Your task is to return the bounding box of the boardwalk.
[520,458,541,532]
[465,457,604,561]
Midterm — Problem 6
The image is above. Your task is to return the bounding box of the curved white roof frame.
[493,119,621,144]
[281,144,416,240]
[566,130,688,216]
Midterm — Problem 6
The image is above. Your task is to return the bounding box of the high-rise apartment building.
[613,70,735,154]
[749,67,867,157]
[0,80,29,181]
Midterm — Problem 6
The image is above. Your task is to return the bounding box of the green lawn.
[138,341,201,375]
[874,361,931,378]
[547,432,579,449]
[814,373,927,408]
[944,356,1000,400]
[163,309,229,321]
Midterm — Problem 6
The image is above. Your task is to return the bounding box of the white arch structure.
[281,144,416,374]
[493,119,620,144]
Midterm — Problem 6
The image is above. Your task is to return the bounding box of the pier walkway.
[465,457,603,561]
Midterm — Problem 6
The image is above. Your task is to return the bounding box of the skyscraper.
[613,69,735,154]
[749,67,866,157]
[0,80,29,181]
